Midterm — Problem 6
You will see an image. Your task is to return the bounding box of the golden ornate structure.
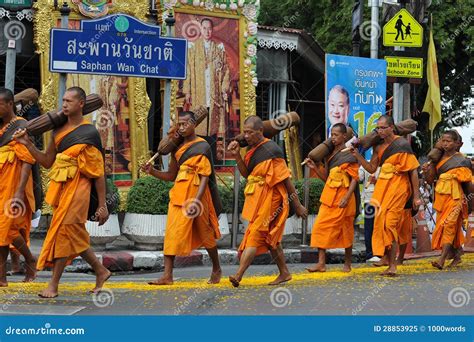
[34,1,152,210]
[33,0,258,210]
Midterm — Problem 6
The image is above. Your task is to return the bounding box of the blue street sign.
[50,14,187,79]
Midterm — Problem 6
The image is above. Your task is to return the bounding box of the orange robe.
[398,208,413,246]
[0,118,35,247]
[37,122,104,270]
[239,139,291,256]
[164,137,221,256]
[370,138,419,256]
[310,161,359,249]
[432,154,471,250]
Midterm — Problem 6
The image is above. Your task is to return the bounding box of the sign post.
[0,0,32,10]
[383,8,423,48]
[49,14,187,80]
[385,56,423,79]
[383,8,423,123]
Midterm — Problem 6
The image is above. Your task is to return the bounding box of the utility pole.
[370,0,380,59]
[161,12,175,170]
[352,0,364,57]
[393,0,410,123]
[4,16,19,91]
[58,2,71,107]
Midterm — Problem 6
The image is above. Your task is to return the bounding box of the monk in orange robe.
[352,115,421,276]
[305,123,359,273]
[143,111,222,285]
[372,206,413,267]
[396,207,413,264]
[422,131,472,269]
[14,87,111,298]
[0,88,37,285]
[227,116,308,287]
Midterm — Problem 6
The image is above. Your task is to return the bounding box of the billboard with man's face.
[325,54,387,140]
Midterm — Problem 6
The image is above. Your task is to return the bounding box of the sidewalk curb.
[14,249,470,274]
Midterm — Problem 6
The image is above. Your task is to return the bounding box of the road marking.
[0,304,85,315]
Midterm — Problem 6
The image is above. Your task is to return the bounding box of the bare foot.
[431,260,443,270]
[342,264,352,273]
[148,276,173,286]
[38,285,58,298]
[373,260,389,267]
[447,257,461,269]
[23,259,37,283]
[0,281,8,287]
[90,269,111,294]
[306,264,326,273]
[379,268,397,277]
[229,275,240,288]
[268,273,292,285]
[396,258,404,265]
[207,269,222,284]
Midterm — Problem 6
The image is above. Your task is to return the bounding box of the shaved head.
[378,115,394,126]
[244,115,264,130]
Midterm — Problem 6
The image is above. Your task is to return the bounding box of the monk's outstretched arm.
[227,140,248,178]
[409,168,421,206]
[13,162,32,199]
[234,152,249,178]
[195,175,209,202]
[94,175,109,225]
[338,178,358,208]
[351,146,379,174]
[149,154,179,182]
[421,162,436,185]
[15,131,56,169]
[283,177,308,218]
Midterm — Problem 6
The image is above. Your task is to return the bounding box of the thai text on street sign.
[385,56,423,78]
[50,14,187,79]
[0,0,32,9]
[383,9,423,47]
[325,54,387,142]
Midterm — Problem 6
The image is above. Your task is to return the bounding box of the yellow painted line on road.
[1,254,472,294]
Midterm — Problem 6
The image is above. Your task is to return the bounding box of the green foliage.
[106,178,120,214]
[293,178,325,214]
[126,176,173,215]
[259,0,473,153]
[217,181,245,213]
[425,1,473,136]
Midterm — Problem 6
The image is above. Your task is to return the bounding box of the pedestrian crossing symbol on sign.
[383,9,423,47]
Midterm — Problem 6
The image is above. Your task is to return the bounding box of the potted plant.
[284,178,324,235]
[217,184,233,235]
[86,178,121,250]
[121,176,172,251]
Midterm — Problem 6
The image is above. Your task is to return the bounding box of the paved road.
[1,255,472,316]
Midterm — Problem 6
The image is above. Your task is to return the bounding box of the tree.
[259,0,473,153]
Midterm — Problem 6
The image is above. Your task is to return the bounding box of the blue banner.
[50,14,187,79]
[325,54,387,140]
[0,316,472,342]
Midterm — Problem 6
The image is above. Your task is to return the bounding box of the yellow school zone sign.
[383,9,423,47]
[385,56,423,78]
